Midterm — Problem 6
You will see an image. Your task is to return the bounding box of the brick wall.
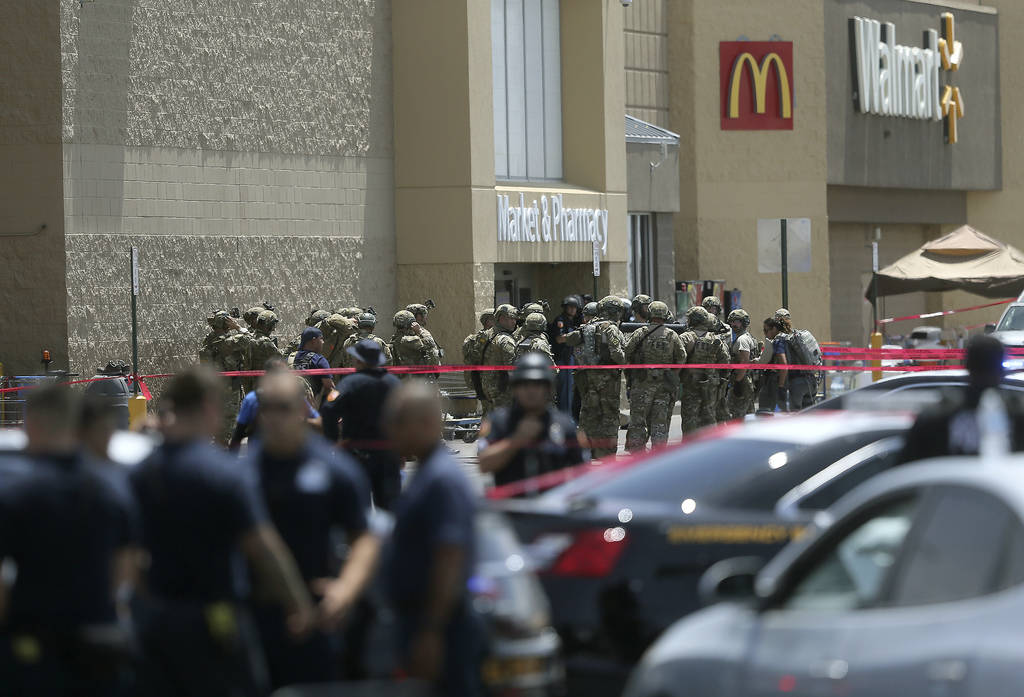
[59,0,396,377]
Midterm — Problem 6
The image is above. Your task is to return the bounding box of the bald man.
[244,372,379,688]
[384,381,482,696]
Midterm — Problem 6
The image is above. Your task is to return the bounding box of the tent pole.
[780,218,788,310]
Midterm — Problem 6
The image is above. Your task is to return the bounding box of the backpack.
[688,332,721,383]
[578,322,601,366]
[785,329,822,368]
[289,351,321,405]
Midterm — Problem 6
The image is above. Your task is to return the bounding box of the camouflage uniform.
[249,310,283,388]
[463,309,495,409]
[624,302,685,453]
[513,302,546,342]
[514,313,555,364]
[702,297,734,422]
[579,297,626,459]
[406,303,443,363]
[390,310,439,380]
[342,313,393,367]
[479,305,518,413]
[679,306,730,434]
[319,313,359,368]
[563,303,598,400]
[726,309,758,419]
[200,311,245,443]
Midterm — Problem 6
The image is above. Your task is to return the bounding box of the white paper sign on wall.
[757,218,812,273]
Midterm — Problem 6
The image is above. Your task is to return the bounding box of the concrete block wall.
[59,0,395,377]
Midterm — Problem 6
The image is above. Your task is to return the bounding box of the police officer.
[342,312,393,367]
[462,309,495,408]
[290,326,335,407]
[725,309,758,419]
[679,306,730,433]
[0,385,138,695]
[515,313,555,363]
[478,353,585,492]
[246,371,380,688]
[321,339,403,510]
[383,381,483,697]
[130,367,314,697]
[284,309,332,357]
[479,305,519,414]
[625,301,685,452]
[549,297,579,414]
[578,297,627,459]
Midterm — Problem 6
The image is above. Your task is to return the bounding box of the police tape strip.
[875,298,1013,325]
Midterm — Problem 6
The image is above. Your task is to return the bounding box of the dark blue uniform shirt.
[130,440,267,602]
[480,404,585,488]
[292,350,332,400]
[320,368,400,446]
[246,435,370,582]
[0,453,137,629]
[387,445,476,614]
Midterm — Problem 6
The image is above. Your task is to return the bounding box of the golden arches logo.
[727,52,792,119]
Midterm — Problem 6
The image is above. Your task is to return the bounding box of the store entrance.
[494,264,537,309]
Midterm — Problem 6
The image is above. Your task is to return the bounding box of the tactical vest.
[688,332,721,383]
[515,334,547,361]
[579,322,601,365]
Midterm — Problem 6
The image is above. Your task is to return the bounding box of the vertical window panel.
[541,0,562,179]
[524,0,545,179]
[492,0,508,179]
[505,0,527,178]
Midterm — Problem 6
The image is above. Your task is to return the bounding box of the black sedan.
[492,412,914,697]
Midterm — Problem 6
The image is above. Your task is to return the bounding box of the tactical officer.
[406,303,443,361]
[726,309,758,419]
[679,306,730,433]
[559,301,599,423]
[479,305,519,414]
[513,302,547,342]
[321,339,403,511]
[515,313,555,364]
[242,306,264,332]
[625,301,685,452]
[776,310,817,411]
[462,309,495,406]
[630,294,653,323]
[0,385,139,695]
[478,353,584,491]
[246,371,380,688]
[320,312,359,368]
[578,297,626,459]
[199,309,235,364]
[384,381,483,697]
[702,296,733,422]
[391,310,440,378]
[250,309,283,376]
[758,316,790,413]
[289,327,335,408]
[130,368,314,697]
[230,357,322,450]
[342,312,393,367]
[550,297,579,415]
[285,309,332,357]
[200,309,251,442]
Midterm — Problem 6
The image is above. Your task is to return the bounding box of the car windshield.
[998,306,1024,331]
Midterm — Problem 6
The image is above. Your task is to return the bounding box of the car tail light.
[545,528,629,578]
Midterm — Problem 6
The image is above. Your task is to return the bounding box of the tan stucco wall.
[667,0,831,342]
[0,2,69,376]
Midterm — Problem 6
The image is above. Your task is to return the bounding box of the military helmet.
[480,308,495,323]
[393,310,416,329]
[648,301,671,321]
[357,312,377,329]
[727,309,751,327]
[243,306,263,326]
[256,309,279,332]
[521,302,544,316]
[510,351,556,385]
[494,304,518,321]
[562,295,581,309]
[701,296,722,314]
[306,309,331,327]
[337,307,361,319]
[523,312,547,333]
[596,296,621,319]
[685,305,710,328]
[632,294,653,308]
[207,309,231,330]
[406,303,428,317]
[583,301,599,317]
[775,307,791,320]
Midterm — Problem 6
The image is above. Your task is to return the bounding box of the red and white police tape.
[875,298,1012,325]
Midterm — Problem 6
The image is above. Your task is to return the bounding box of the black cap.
[300,326,323,348]
[510,352,556,385]
[346,338,387,368]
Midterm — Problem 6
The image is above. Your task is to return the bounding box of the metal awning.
[625,114,680,145]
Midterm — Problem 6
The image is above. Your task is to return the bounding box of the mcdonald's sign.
[720,41,794,130]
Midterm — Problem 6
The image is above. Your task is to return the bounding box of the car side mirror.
[984,323,996,334]
[697,556,765,607]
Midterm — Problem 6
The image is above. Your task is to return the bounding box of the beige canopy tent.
[865,225,1024,299]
